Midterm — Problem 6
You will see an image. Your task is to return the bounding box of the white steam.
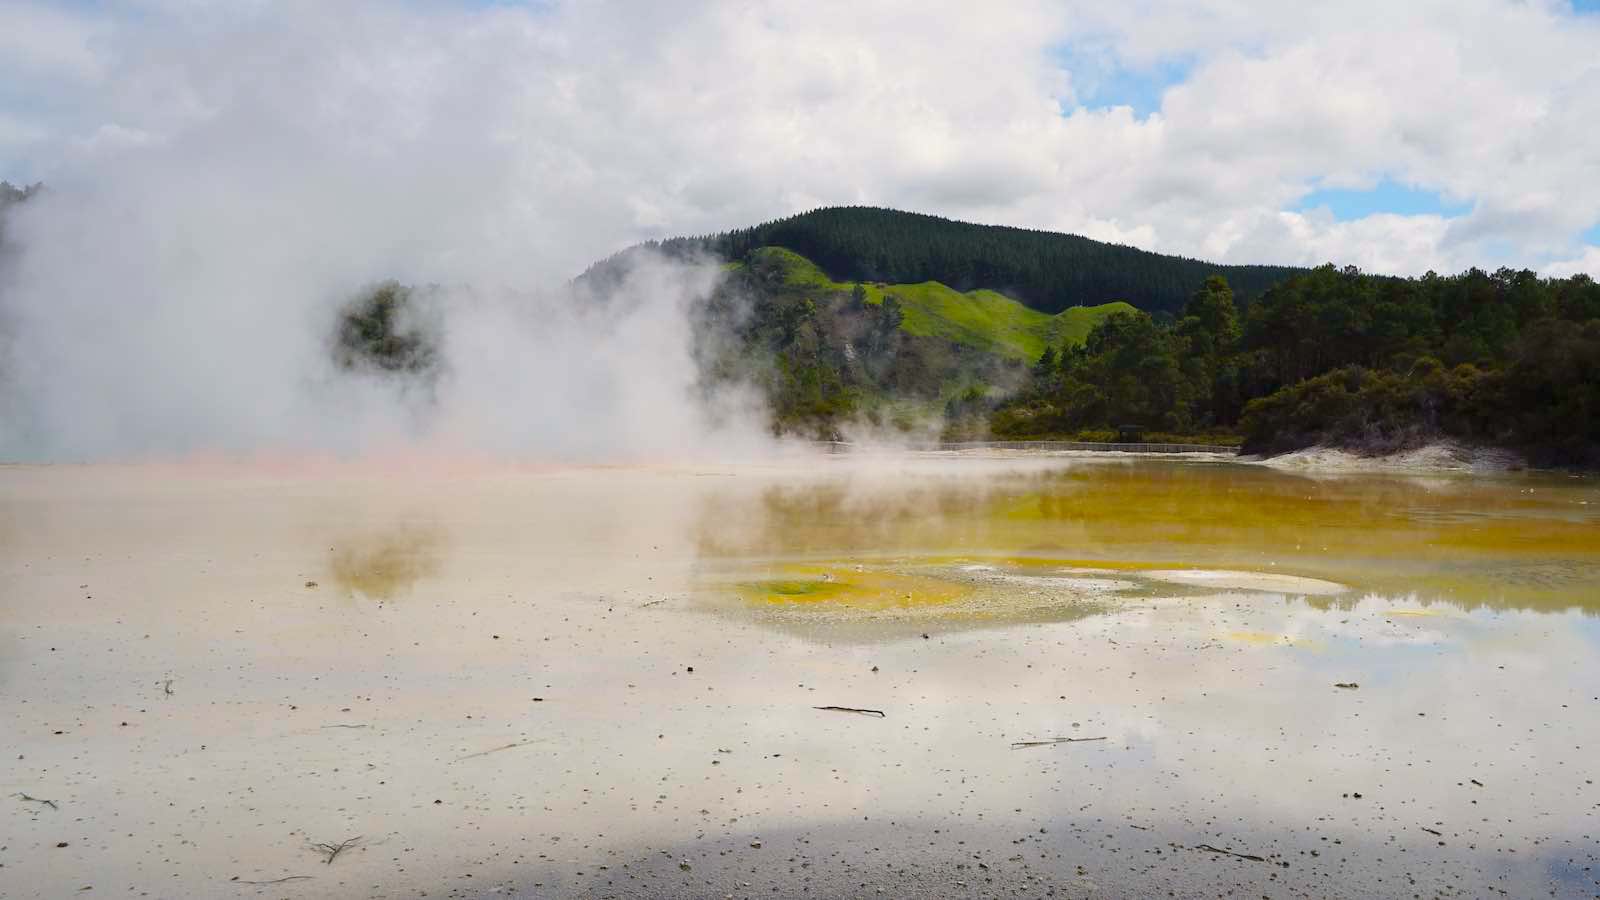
[0,4,774,463]
[0,187,768,461]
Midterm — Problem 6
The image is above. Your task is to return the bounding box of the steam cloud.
[0,6,773,463]
[0,187,767,462]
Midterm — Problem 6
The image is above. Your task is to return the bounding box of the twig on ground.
[1334,682,1359,689]
[1194,843,1266,862]
[232,875,313,885]
[160,678,175,697]
[308,836,362,865]
[1420,826,1443,836]
[16,793,58,810]
[1010,737,1107,749]
[452,740,542,762]
[321,724,368,729]
[639,599,666,608]
[813,706,886,718]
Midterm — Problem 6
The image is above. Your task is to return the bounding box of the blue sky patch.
[1054,45,1192,118]
[1583,222,1600,245]
[1573,0,1600,13]
[1298,178,1470,221]
[1077,59,1192,118]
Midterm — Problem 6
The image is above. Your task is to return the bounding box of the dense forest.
[642,206,1304,316]
[993,265,1600,466]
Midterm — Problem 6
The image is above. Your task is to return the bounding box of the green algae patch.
[735,565,975,611]
[733,556,1352,616]
[764,580,831,596]
[740,578,852,603]
[721,557,1151,625]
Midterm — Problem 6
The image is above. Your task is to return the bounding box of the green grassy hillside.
[741,247,1133,362]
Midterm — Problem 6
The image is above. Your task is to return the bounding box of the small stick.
[16,793,58,810]
[639,599,666,608]
[233,875,313,885]
[813,706,886,718]
[1194,843,1266,862]
[453,739,542,762]
[321,724,368,729]
[308,836,362,865]
[160,678,175,697]
[1420,826,1443,836]
[1010,737,1107,749]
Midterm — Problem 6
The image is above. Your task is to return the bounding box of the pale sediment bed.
[1,458,1596,898]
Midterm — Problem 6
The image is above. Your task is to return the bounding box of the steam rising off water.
[0,8,774,465]
[0,191,766,461]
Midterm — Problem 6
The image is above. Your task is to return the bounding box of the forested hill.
[652,207,1303,315]
[330,204,1600,462]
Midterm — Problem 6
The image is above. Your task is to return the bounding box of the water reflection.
[693,459,1600,614]
[4,458,1596,900]
[659,460,1600,894]
[549,587,1600,898]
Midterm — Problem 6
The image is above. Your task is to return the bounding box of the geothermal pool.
[2,455,1598,898]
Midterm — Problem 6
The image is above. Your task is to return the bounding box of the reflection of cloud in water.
[1142,568,1347,595]
[509,588,1600,899]
[691,458,1600,615]
[328,524,444,599]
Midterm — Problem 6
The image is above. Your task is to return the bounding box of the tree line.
[648,206,1303,316]
[993,265,1600,466]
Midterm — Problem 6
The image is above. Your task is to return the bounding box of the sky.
[1,0,1598,281]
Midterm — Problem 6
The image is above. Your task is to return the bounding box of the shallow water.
[1,455,1597,898]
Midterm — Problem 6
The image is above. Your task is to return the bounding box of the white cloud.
[1,0,1598,277]
[0,2,106,82]
[1545,245,1600,278]
[0,111,49,153]
[1243,211,1455,274]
